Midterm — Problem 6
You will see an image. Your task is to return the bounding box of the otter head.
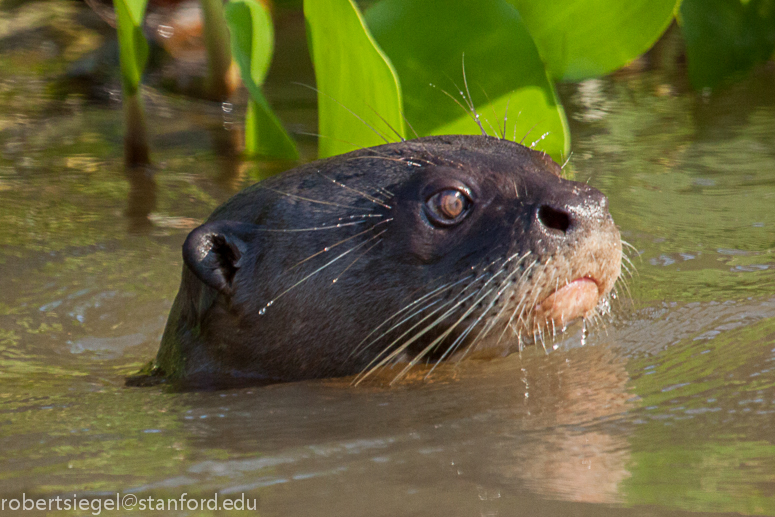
[147,135,621,387]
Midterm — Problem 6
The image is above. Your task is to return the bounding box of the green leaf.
[366,0,568,161]
[114,0,149,95]
[226,0,298,160]
[243,94,299,159]
[507,0,680,81]
[679,0,775,90]
[225,0,273,85]
[304,0,404,158]
[119,0,148,25]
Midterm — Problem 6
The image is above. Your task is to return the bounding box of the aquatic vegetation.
[112,0,775,164]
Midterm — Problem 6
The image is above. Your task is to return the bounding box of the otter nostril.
[538,205,571,233]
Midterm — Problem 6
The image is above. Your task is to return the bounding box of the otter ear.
[182,221,256,296]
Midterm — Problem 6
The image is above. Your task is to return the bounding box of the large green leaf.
[508,0,680,81]
[114,0,149,95]
[225,0,298,159]
[304,0,405,158]
[366,0,568,161]
[679,0,775,90]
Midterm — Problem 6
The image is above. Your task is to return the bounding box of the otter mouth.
[533,276,601,328]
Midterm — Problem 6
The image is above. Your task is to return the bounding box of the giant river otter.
[135,135,621,388]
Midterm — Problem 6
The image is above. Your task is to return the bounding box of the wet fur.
[146,135,621,387]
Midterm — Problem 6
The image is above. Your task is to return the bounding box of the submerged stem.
[123,92,150,168]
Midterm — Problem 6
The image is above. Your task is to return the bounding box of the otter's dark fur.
[143,135,621,387]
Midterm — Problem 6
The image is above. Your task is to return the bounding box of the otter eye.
[425,189,472,226]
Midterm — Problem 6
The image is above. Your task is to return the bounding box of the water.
[2,3,775,516]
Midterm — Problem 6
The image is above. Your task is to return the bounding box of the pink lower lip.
[534,278,599,324]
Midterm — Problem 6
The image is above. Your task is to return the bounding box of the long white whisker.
[292,82,392,144]
[348,275,476,361]
[263,228,389,310]
[355,283,482,385]
[262,186,363,210]
[288,219,392,270]
[258,220,371,233]
[332,234,384,284]
[315,171,392,209]
[398,285,497,384]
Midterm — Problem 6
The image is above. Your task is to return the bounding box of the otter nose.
[536,185,608,236]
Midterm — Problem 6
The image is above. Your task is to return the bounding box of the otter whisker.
[460,55,487,137]
[332,236,384,284]
[348,275,476,360]
[467,252,535,346]
[295,130,389,156]
[621,249,637,275]
[621,239,638,253]
[423,260,527,366]
[362,274,490,371]
[479,86,503,139]
[434,85,482,131]
[262,186,364,210]
[616,274,633,303]
[502,94,512,140]
[315,171,391,209]
[259,220,371,233]
[512,113,522,142]
[495,259,539,345]
[292,82,394,144]
[444,276,516,365]
[353,297,445,360]
[289,218,393,270]
[399,285,498,383]
[376,185,395,197]
[561,152,573,170]
[432,311,488,374]
[401,112,423,143]
[366,105,405,143]
[338,213,384,221]
[265,228,389,310]
[538,327,548,354]
[354,284,482,384]
[529,132,550,149]
[375,286,484,383]
[519,122,539,145]
[402,274,503,371]
[343,155,434,168]
[428,252,534,373]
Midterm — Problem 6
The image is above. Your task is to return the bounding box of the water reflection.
[1,2,775,515]
[152,340,633,509]
[125,165,157,233]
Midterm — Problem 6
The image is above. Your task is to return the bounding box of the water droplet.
[552,343,559,350]
[267,301,274,307]
[324,247,330,252]
[157,24,174,38]
[259,308,266,315]
[332,279,338,284]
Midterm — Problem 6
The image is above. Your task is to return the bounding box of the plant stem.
[199,0,236,101]
[123,92,151,167]
[244,98,258,156]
